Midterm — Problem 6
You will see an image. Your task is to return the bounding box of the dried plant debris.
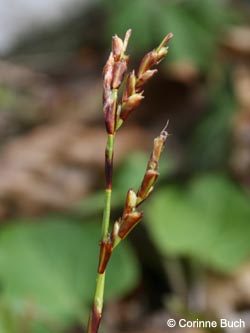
[0,122,150,218]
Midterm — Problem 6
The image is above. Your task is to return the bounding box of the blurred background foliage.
[0,0,250,332]
[104,0,236,69]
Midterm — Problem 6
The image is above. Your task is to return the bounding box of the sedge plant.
[87,29,173,333]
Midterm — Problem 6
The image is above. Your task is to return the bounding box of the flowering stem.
[87,133,115,333]
[102,134,114,235]
[86,29,173,333]
[87,272,105,333]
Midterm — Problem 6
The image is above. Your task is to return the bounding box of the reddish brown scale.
[158,32,173,49]
[120,93,144,121]
[147,159,158,171]
[111,58,128,89]
[137,32,173,84]
[112,35,123,59]
[118,211,143,239]
[153,128,168,161]
[87,308,101,333]
[104,97,117,135]
[137,169,159,203]
[123,70,136,102]
[103,54,116,134]
[122,29,132,53]
[98,240,113,274]
[137,51,157,78]
[136,124,169,205]
[103,53,114,91]
[135,69,157,91]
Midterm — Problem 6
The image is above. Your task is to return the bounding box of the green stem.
[102,134,114,239]
[87,134,115,333]
[93,272,105,316]
[101,189,112,240]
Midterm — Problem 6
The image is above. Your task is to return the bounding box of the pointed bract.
[112,35,124,59]
[123,189,137,216]
[103,90,117,134]
[120,92,144,121]
[98,239,113,274]
[103,52,114,90]
[137,32,173,79]
[111,58,128,89]
[137,169,159,205]
[122,29,132,54]
[123,70,136,101]
[136,69,158,90]
[136,125,169,206]
[118,211,143,239]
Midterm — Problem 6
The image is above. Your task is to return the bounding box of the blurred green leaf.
[76,151,171,218]
[75,152,150,217]
[103,0,156,52]
[145,175,250,272]
[114,151,171,201]
[162,4,217,69]
[114,152,150,192]
[75,190,123,217]
[77,152,152,213]
[103,0,235,69]
[0,300,19,333]
[0,218,139,331]
[189,72,236,169]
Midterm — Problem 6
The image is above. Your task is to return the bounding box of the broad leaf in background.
[0,218,139,332]
[76,151,171,217]
[114,152,150,192]
[146,175,250,272]
[75,152,150,217]
[189,72,236,169]
[0,300,19,333]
